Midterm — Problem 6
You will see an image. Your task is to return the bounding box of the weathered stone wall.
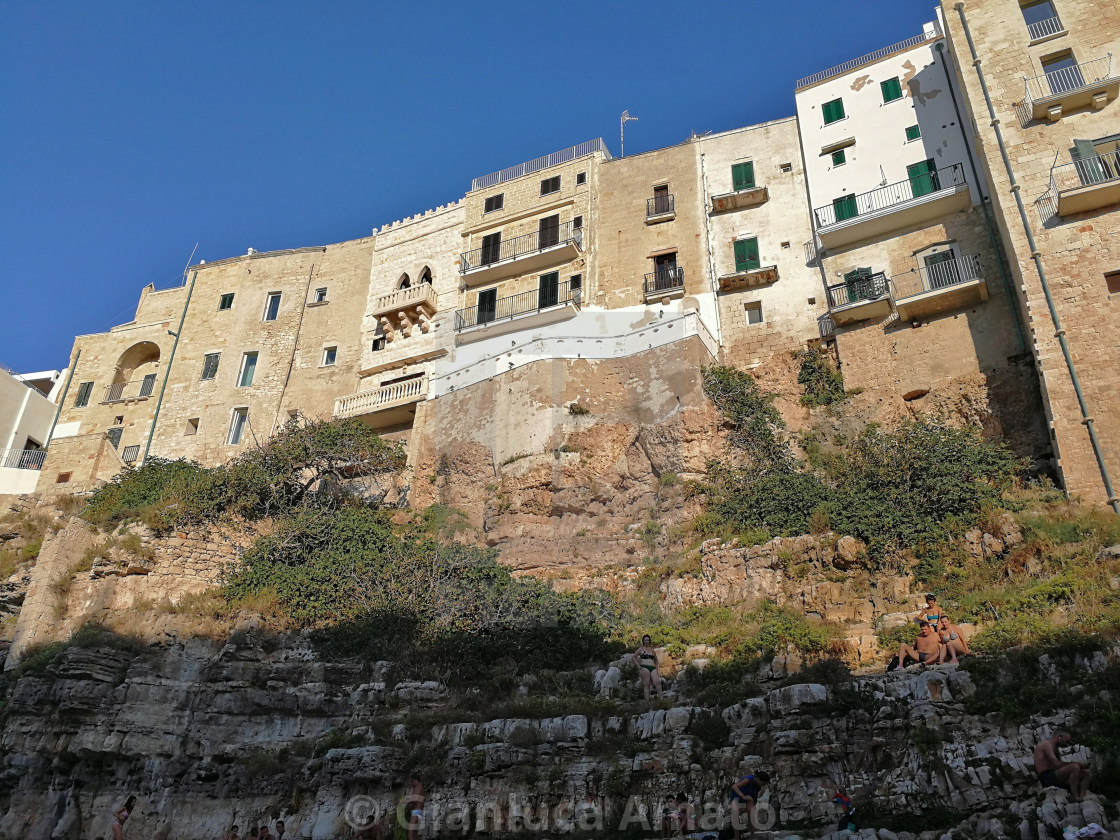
[941,0,1120,503]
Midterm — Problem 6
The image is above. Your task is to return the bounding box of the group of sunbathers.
[891,594,973,670]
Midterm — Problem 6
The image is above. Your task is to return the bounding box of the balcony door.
[480,232,502,266]
[139,373,157,398]
[1042,52,1084,95]
[907,159,940,198]
[477,288,497,325]
[1072,138,1109,185]
[843,267,875,303]
[923,251,960,291]
[538,215,560,249]
[654,253,678,290]
[538,271,559,309]
[652,185,670,215]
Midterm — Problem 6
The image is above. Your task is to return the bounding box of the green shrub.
[796,346,846,408]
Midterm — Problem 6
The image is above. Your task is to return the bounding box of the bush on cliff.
[796,346,846,408]
[82,417,406,529]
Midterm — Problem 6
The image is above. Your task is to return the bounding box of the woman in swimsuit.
[633,635,664,703]
[111,796,136,840]
[917,593,942,625]
[936,615,972,663]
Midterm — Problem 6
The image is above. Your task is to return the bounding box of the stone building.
[940,0,1120,508]
[794,15,1048,461]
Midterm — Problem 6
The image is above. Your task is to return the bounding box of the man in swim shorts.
[1034,731,1091,801]
[896,621,941,668]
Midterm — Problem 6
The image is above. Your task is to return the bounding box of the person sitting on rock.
[936,616,972,664]
[633,635,664,703]
[831,788,856,833]
[1034,730,1092,801]
[917,593,942,625]
[224,825,240,840]
[729,770,769,838]
[111,796,136,840]
[896,621,941,669]
[660,793,694,837]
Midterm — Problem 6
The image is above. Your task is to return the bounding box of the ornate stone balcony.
[334,374,428,427]
[369,283,438,320]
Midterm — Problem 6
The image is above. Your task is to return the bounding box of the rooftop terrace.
[470,139,612,192]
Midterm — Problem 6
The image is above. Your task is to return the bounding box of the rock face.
[0,633,1114,840]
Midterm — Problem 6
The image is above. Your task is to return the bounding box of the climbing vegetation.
[796,345,846,407]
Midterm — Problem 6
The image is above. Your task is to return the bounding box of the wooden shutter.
[732,162,755,191]
[881,78,902,102]
[823,98,844,123]
[734,238,760,272]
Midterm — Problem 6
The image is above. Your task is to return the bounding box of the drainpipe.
[142,269,198,465]
[44,349,80,448]
[270,259,320,436]
[934,40,1026,354]
[953,2,1119,514]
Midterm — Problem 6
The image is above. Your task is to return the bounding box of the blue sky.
[0,1,933,373]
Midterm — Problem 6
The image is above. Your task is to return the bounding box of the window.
[1022,0,1061,38]
[480,232,502,265]
[905,124,922,141]
[228,409,248,445]
[569,273,582,290]
[322,346,337,366]
[55,472,72,484]
[651,184,671,214]
[538,271,560,308]
[113,416,124,425]
[907,159,940,197]
[74,381,94,407]
[484,193,504,213]
[139,373,157,398]
[538,214,560,248]
[263,292,281,321]
[576,171,587,185]
[833,194,858,222]
[573,215,583,229]
[122,445,140,464]
[744,302,764,325]
[372,337,386,352]
[238,352,258,387]
[419,267,432,285]
[201,353,220,381]
[1041,51,1084,94]
[219,293,235,311]
[107,427,123,449]
[831,149,847,166]
[477,288,498,325]
[881,77,904,103]
[540,175,561,195]
[313,287,328,303]
[185,418,199,436]
[734,238,761,272]
[1106,270,1120,295]
[779,162,793,173]
[732,161,755,191]
[822,98,845,124]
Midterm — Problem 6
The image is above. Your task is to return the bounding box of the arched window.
[398,273,411,289]
[419,266,433,285]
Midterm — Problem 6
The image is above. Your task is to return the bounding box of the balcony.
[459,221,582,286]
[1051,151,1120,216]
[710,185,769,214]
[1,448,45,470]
[369,283,438,320]
[646,194,675,223]
[334,374,428,426]
[101,376,157,404]
[813,163,969,250]
[718,265,779,292]
[826,272,892,325]
[643,267,685,301]
[1024,56,1118,121]
[454,280,581,343]
[892,254,988,321]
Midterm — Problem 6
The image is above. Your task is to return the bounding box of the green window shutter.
[734,238,760,272]
[75,381,93,407]
[822,98,845,124]
[881,77,903,102]
[831,149,846,166]
[732,161,755,191]
[833,194,858,221]
[905,124,921,141]
[907,159,939,197]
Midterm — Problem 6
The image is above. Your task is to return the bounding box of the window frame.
[263,292,282,322]
[200,352,221,381]
[744,301,764,325]
[905,124,922,142]
[731,161,755,191]
[74,381,94,408]
[484,193,504,213]
[313,287,328,304]
[831,149,847,166]
[218,293,235,311]
[540,175,561,196]
[321,346,338,367]
[822,98,845,125]
[185,417,199,436]
[734,237,761,273]
[227,408,249,446]
[575,171,587,185]
[237,351,259,388]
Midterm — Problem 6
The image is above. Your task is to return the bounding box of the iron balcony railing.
[1026,15,1063,40]
[643,267,685,296]
[1051,150,1120,195]
[813,163,966,228]
[460,221,582,273]
[455,280,580,332]
[893,253,983,300]
[647,194,675,217]
[826,272,889,309]
[1,448,46,470]
[796,24,941,89]
[102,376,157,403]
[1025,55,1114,105]
[121,445,141,464]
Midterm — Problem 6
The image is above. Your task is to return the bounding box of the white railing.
[796,25,941,89]
[334,374,429,419]
[471,139,611,191]
[1,448,46,470]
[369,283,438,318]
[102,376,157,403]
[1051,151,1120,194]
[1025,55,1114,105]
[892,253,983,300]
[1027,15,1063,40]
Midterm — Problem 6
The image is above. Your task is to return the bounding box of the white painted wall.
[0,369,55,453]
[794,25,982,220]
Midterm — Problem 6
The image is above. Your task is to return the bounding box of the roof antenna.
[181,243,199,286]
[621,110,639,158]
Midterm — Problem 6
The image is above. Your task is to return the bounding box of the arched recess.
[398,273,411,289]
[418,266,433,285]
[112,341,161,385]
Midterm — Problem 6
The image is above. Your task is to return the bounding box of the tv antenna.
[620,110,638,157]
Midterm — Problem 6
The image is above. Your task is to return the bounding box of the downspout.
[269,260,321,436]
[142,269,198,464]
[933,40,1026,354]
[696,140,724,351]
[44,349,79,447]
[953,2,1119,514]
